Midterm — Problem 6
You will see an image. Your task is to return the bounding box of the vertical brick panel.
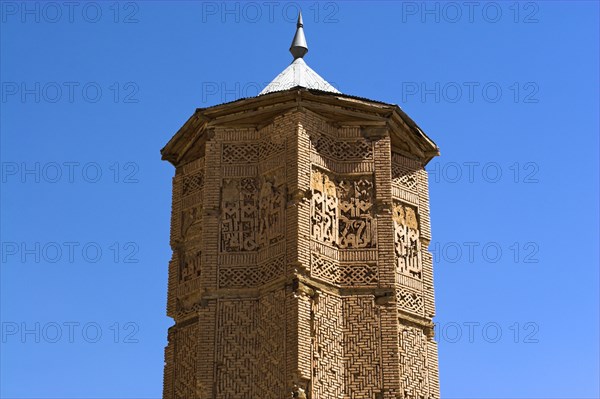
[373,135,395,286]
[418,168,436,319]
[417,169,432,242]
[201,130,221,291]
[197,301,216,399]
[163,327,175,399]
[166,172,182,318]
[428,338,440,399]
[166,255,179,318]
[422,251,436,318]
[294,292,313,388]
[296,112,312,270]
[170,173,183,248]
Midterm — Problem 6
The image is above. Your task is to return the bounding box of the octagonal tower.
[161,13,440,399]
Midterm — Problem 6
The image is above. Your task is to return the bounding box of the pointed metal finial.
[289,11,308,60]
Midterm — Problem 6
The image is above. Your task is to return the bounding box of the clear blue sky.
[1,1,598,398]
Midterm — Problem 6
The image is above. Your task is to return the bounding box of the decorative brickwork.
[255,290,287,398]
[311,252,378,287]
[312,292,345,398]
[311,133,373,160]
[399,323,431,398]
[161,89,440,399]
[172,322,199,399]
[222,142,259,164]
[213,292,288,398]
[182,169,204,197]
[392,154,419,194]
[215,300,256,398]
[397,287,425,316]
[392,152,421,206]
[343,296,383,397]
[338,262,378,286]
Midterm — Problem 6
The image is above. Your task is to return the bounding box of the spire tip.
[290,10,308,60]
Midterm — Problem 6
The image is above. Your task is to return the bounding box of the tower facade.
[161,16,440,399]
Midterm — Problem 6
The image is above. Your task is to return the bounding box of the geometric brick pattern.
[311,252,378,287]
[218,265,262,288]
[392,154,419,193]
[182,170,204,196]
[399,323,431,398]
[343,296,382,397]
[397,287,425,316]
[311,132,373,160]
[310,252,337,284]
[255,290,287,399]
[312,294,384,398]
[312,292,345,398]
[213,292,288,399]
[218,256,285,288]
[338,263,378,286]
[172,322,198,399]
[222,142,259,163]
[215,300,256,399]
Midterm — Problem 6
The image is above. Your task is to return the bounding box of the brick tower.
[161,13,440,399]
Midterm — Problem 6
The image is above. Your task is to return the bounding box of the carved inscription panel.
[257,173,285,248]
[217,136,287,289]
[180,205,203,283]
[221,178,259,252]
[220,176,286,253]
[310,168,376,249]
[178,160,205,285]
[393,202,422,279]
[338,178,375,249]
[310,170,338,247]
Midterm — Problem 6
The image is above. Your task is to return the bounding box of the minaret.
[161,14,440,399]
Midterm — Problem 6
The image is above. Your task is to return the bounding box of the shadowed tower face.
[161,13,441,399]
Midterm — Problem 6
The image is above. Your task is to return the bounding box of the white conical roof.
[259,58,340,95]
